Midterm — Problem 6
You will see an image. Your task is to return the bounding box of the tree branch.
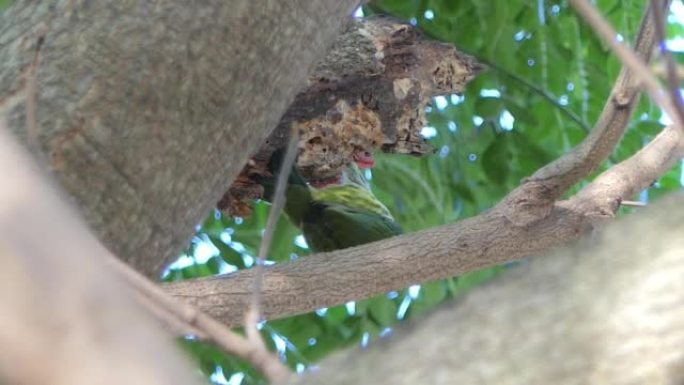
[252,135,300,316]
[1,0,360,277]
[0,125,201,385]
[105,252,290,383]
[502,2,661,222]
[288,191,684,385]
[163,118,684,326]
[650,0,684,127]
[569,0,683,132]
[572,124,684,209]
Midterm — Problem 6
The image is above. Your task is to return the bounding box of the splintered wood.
[220,16,482,216]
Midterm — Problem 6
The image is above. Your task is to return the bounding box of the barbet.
[256,151,402,253]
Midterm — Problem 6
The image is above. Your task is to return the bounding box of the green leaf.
[474,97,504,119]
[481,134,513,184]
[503,98,539,126]
[323,305,349,327]
[216,241,246,269]
[367,297,398,327]
[421,281,448,306]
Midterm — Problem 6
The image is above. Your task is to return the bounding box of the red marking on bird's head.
[353,150,375,169]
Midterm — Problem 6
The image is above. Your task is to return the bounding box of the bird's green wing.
[302,201,403,253]
[312,184,393,219]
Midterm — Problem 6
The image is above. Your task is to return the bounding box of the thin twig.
[502,5,659,221]
[244,133,299,378]
[252,134,300,317]
[574,124,684,208]
[246,134,300,356]
[652,62,684,79]
[650,0,684,127]
[133,290,207,339]
[104,254,290,383]
[569,0,683,132]
[621,200,647,207]
[474,55,592,133]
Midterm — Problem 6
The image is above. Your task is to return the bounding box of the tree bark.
[289,192,684,385]
[219,17,481,216]
[0,0,358,277]
[0,127,202,385]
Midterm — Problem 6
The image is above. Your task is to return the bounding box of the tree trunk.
[0,0,358,277]
[0,127,202,385]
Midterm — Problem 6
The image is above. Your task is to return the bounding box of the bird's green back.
[312,183,394,220]
[302,200,402,252]
[257,151,402,253]
[303,164,401,252]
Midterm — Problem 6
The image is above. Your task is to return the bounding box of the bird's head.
[352,148,375,169]
[309,148,374,188]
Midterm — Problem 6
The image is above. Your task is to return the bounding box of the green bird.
[256,151,402,253]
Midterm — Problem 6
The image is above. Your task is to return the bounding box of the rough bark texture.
[0,128,201,385]
[219,16,482,216]
[0,0,359,277]
[166,205,586,327]
[289,192,684,385]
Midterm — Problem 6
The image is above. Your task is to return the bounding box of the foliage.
[168,1,683,384]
